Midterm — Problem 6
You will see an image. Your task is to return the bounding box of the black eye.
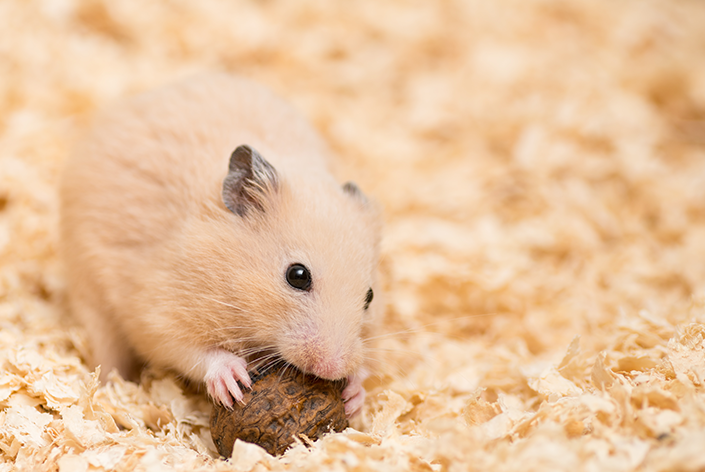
[286,264,312,291]
[364,288,374,310]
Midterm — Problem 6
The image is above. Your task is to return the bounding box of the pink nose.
[309,357,345,380]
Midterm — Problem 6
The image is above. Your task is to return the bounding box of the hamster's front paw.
[204,349,252,409]
[342,367,369,418]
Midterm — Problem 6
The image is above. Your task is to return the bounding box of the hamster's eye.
[364,288,374,310]
[286,264,312,291]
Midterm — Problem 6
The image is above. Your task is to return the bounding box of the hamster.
[59,74,382,417]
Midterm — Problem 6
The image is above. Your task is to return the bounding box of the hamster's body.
[60,74,381,415]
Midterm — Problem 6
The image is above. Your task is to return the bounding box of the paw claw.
[204,351,250,408]
[342,369,368,418]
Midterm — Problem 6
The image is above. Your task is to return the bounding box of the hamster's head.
[208,145,382,380]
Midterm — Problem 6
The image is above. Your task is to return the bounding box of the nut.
[210,363,349,456]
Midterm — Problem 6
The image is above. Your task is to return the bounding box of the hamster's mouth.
[245,358,287,382]
[300,358,348,380]
[243,350,312,378]
[243,348,280,372]
[245,355,348,387]
[275,331,356,381]
[247,346,350,381]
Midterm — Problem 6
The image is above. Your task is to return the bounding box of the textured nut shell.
[210,365,349,457]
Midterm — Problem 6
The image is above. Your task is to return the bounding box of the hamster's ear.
[222,145,279,216]
[342,181,369,205]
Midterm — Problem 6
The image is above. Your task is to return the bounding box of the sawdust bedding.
[1,0,705,470]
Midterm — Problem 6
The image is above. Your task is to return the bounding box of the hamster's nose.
[308,356,346,380]
[282,325,357,380]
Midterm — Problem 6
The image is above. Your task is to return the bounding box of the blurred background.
[1,0,705,469]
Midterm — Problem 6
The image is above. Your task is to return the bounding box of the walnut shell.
[210,364,349,457]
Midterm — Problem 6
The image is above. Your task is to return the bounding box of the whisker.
[238,345,277,355]
[360,357,403,375]
[277,361,292,385]
[198,295,245,312]
[259,358,282,375]
[365,347,426,357]
[209,327,258,333]
[363,312,505,343]
[250,353,281,368]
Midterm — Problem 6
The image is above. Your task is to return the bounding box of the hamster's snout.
[302,355,345,380]
[280,325,361,380]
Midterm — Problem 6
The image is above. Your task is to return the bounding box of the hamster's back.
[63,74,331,250]
[63,75,333,266]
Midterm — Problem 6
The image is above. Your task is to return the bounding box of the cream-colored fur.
[60,74,381,413]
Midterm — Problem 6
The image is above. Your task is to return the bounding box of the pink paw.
[204,350,251,409]
[342,368,369,418]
